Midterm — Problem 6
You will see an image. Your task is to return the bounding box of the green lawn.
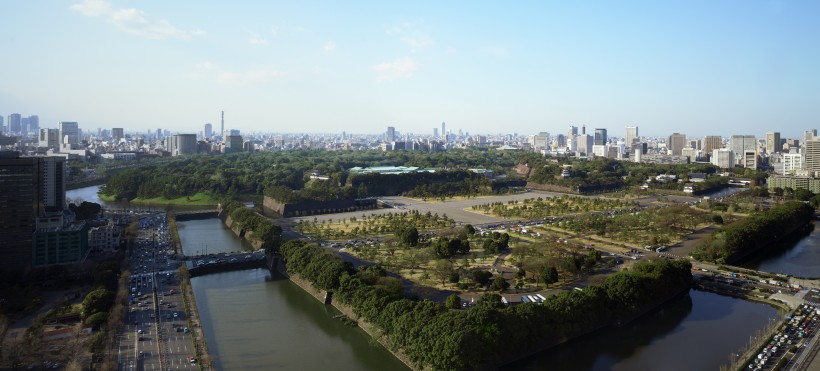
[130,192,219,206]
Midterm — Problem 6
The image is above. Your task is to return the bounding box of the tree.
[445,294,462,309]
[463,224,476,235]
[491,276,509,292]
[396,226,420,247]
[542,266,559,287]
[476,293,504,309]
[432,259,455,286]
[470,270,493,286]
[82,288,114,319]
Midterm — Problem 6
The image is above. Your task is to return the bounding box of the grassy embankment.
[99,192,219,206]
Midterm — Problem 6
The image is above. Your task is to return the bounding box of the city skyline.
[1,1,818,138]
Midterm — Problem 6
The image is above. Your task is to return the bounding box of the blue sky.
[1,1,817,139]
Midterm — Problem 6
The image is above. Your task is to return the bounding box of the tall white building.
[730,135,756,166]
[625,126,638,147]
[577,134,593,155]
[166,134,197,156]
[711,148,734,169]
[38,129,60,151]
[58,121,80,148]
[775,153,804,175]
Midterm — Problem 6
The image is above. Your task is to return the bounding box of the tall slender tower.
[221,111,225,138]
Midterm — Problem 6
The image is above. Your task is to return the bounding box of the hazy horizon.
[2,1,818,139]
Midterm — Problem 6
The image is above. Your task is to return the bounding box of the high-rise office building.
[112,128,124,141]
[39,129,60,151]
[568,125,578,139]
[594,128,607,146]
[225,135,244,153]
[28,115,39,132]
[667,133,687,156]
[221,111,225,139]
[702,136,722,160]
[804,130,817,148]
[581,124,586,135]
[0,115,4,133]
[805,139,820,175]
[766,132,781,154]
[441,122,446,140]
[204,123,213,139]
[0,152,68,271]
[625,126,638,146]
[730,135,756,166]
[577,134,593,154]
[58,121,80,147]
[386,126,396,142]
[167,134,198,156]
[8,113,21,134]
[433,128,438,138]
[21,117,29,135]
[711,148,734,169]
[532,132,549,151]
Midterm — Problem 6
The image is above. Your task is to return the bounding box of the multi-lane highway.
[118,213,198,371]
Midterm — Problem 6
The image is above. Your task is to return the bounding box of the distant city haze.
[1,1,818,138]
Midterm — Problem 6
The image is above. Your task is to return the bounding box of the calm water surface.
[180,219,408,371]
[738,225,820,278]
[506,290,780,371]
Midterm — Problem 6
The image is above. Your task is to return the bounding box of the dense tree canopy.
[280,240,692,370]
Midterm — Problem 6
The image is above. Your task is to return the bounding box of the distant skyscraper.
[167,134,198,156]
[433,128,438,139]
[8,113,21,134]
[221,111,225,138]
[21,117,29,135]
[805,139,820,175]
[39,129,60,151]
[386,126,396,142]
[702,136,722,160]
[112,128,124,141]
[667,133,687,156]
[594,128,607,146]
[765,132,781,154]
[625,126,638,146]
[441,122,446,140]
[711,148,734,169]
[804,130,817,148]
[204,123,213,139]
[28,115,39,132]
[577,134,593,154]
[581,124,586,135]
[568,125,578,139]
[58,121,80,147]
[730,135,756,166]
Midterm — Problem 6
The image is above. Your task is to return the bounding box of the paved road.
[119,213,198,371]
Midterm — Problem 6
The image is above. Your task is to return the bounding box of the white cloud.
[323,41,336,52]
[70,0,204,40]
[373,57,417,82]
[401,37,432,50]
[70,0,110,17]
